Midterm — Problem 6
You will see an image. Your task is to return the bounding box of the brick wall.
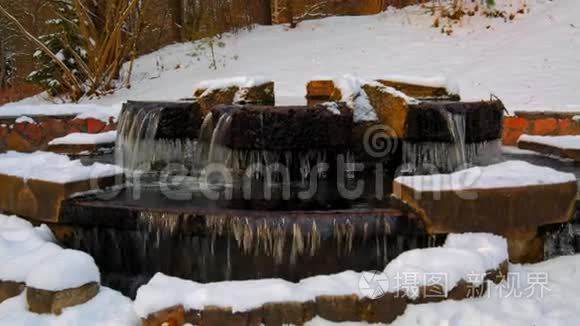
[503,112,580,146]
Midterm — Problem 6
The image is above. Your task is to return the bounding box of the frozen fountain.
[57,79,507,298]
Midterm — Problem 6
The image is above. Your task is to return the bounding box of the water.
[115,106,198,175]
[402,109,501,174]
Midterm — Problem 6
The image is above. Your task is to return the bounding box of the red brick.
[532,118,558,135]
[41,119,68,139]
[68,119,87,133]
[22,123,43,144]
[502,129,524,146]
[86,118,106,134]
[504,117,528,130]
[558,119,572,135]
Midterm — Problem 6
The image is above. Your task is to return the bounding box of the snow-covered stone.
[48,131,117,146]
[26,249,100,292]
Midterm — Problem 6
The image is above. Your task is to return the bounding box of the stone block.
[0,281,25,303]
[315,295,359,322]
[6,131,36,152]
[27,282,99,315]
[212,104,353,151]
[47,143,114,156]
[377,79,459,101]
[0,174,122,223]
[532,118,559,135]
[142,305,186,326]
[261,301,315,325]
[358,293,407,324]
[363,84,411,138]
[393,181,577,235]
[518,138,580,162]
[195,82,275,117]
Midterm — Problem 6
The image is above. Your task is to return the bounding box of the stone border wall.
[0,116,116,152]
[502,111,580,146]
[142,262,508,326]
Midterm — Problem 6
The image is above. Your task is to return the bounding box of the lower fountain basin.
[55,174,435,297]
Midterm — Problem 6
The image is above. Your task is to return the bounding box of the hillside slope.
[10,0,580,113]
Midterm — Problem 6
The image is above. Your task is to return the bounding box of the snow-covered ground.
[4,0,579,114]
[0,214,138,325]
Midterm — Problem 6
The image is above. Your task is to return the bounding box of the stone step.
[517,135,580,162]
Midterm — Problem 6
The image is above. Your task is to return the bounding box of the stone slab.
[27,282,99,315]
[518,139,580,162]
[393,181,578,235]
[0,281,25,304]
[0,173,122,223]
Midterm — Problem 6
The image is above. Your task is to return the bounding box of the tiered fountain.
[58,77,508,297]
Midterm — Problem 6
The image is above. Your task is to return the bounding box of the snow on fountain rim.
[379,74,460,94]
[332,75,418,123]
[26,249,100,291]
[48,131,117,146]
[134,233,508,317]
[195,76,271,94]
[0,104,119,122]
[0,151,122,183]
[395,160,576,192]
[384,233,508,299]
[518,134,580,151]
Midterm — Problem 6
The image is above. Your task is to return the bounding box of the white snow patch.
[395,160,576,192]
[321,102,341,115]
[194,76,271,100]
[0,151,122,183]
[384,233,508,299]
[14,116,36,124]
[332,75,417,123]
[518,135,580,151]
[48,131,117,146]
[26,249,100,291]
[0,104,119,123]
[0,288,138,326]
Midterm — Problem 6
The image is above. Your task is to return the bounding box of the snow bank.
[384,233,508,299]
[0,151,122,183]
[332,75,417,123]
[48,131,117,146]
[135,233,508,317]
[0,104,120,122]
[395,161,577,192]
[0,243,62,283]
[0,288,139,326]
[26,249,100,291]
[518,135,580,150]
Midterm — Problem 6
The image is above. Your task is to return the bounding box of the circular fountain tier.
[58,179,437,298]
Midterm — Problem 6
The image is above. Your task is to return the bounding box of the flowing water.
[402,109,501,174]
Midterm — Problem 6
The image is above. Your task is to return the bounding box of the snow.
[395,160,577,192]
[0,104,119,122]
[0,288,139,326]
[194,76,270,93]
[26,249,100,291]
[383,233,508,299]
[135,233,507,317]
[518,135,580,151]
[8,0,579,114]
[14,116,36,124]
[0,151,122,183]
[48,131,117,146]
[331,75,417,123]
[0,214,138,325]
